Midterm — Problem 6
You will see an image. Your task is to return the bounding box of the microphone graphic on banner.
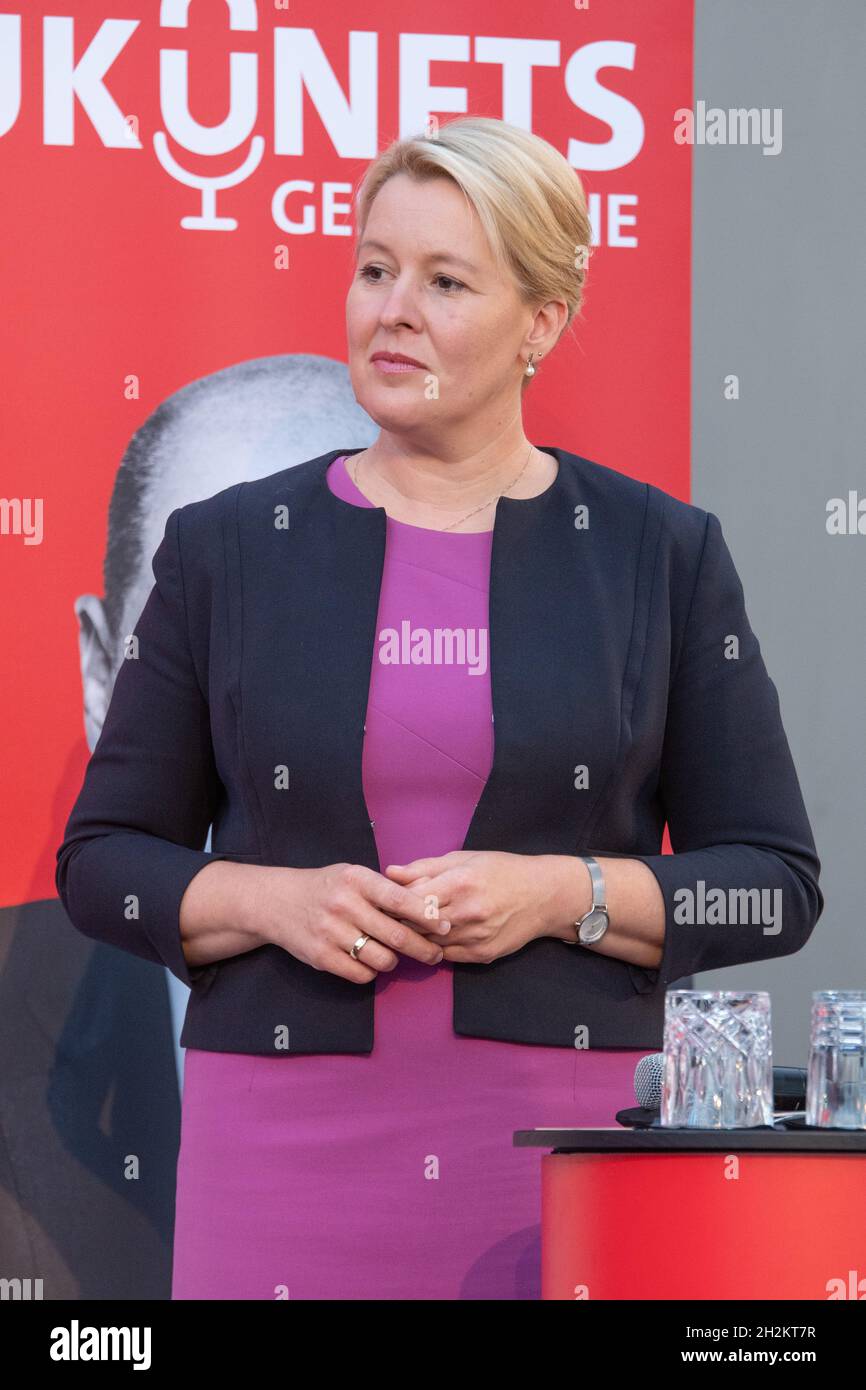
[154,0,264,231]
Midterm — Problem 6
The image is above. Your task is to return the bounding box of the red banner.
[0,1,693,907]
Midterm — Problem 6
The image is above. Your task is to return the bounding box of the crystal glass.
[806,990,866,1129]
[661,990,773,1128]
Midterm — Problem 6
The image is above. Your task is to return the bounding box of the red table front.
[516,1128,866,1300]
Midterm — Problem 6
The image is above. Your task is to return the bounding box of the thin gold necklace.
[351,443,536,532]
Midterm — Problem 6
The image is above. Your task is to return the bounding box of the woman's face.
[346,173,538,441]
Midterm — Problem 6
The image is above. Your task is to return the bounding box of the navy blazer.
[55,446,823,1054]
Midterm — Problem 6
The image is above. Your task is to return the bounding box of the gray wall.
[690,0,866,1062]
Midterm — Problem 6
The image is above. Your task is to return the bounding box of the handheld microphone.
[614,1053,808,1128]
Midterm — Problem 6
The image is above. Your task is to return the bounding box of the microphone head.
[634,1052,664,1109]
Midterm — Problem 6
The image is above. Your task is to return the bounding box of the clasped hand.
[384,850,565,964]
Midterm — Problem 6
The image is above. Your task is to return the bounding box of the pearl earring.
[524,353,541,377]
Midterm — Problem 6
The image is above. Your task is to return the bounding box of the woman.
[56,117,823,1300]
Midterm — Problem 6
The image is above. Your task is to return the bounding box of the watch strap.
[582,854,607,911]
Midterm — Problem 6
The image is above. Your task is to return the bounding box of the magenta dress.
[171,455,646,1300]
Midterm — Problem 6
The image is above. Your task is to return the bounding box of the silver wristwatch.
[566,854,610,945]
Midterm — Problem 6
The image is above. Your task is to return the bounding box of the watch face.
[579,909,608,943]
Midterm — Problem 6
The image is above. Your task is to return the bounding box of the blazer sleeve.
[621,508,824,990]
[55,505,229,988]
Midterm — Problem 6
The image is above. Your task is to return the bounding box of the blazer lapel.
[461,447,626,857]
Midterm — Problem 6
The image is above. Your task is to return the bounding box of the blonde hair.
[353,116,592,382]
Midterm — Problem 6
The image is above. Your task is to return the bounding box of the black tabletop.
[513,1121,866,1153]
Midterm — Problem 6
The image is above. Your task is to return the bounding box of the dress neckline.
[329,450,558,537]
